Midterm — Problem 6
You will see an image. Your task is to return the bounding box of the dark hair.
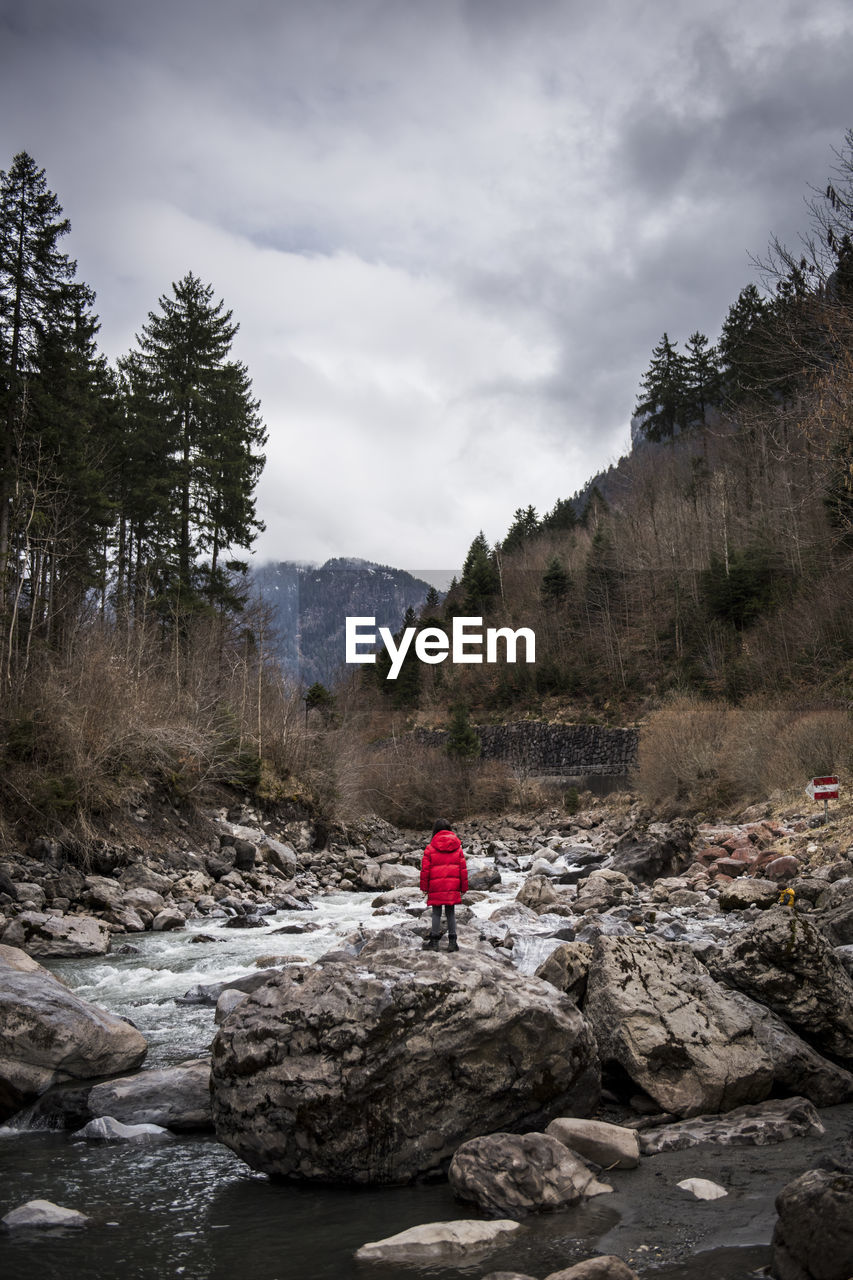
[432,818,451,837]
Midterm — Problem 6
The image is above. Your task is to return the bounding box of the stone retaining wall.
[414,722,638,777]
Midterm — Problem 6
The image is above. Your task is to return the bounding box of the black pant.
[431,904,456,939]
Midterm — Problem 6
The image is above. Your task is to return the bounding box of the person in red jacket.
[420,818,468,952]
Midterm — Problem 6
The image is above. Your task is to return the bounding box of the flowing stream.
[1,880,845,1279]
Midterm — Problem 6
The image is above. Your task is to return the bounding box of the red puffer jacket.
[420,830,468,905]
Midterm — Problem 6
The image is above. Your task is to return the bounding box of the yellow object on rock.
[778,887,795,907]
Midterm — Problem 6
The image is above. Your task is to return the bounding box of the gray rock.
[677,1177,727,1200]
[179,967,285,1006]
[121,886,167,915]
[0,946,147,1120]
[82,874,124,910]
[712,908,853,1063]
[87,1059,211,1131]
[355,1219,522,1263]
[815,899,853,946]
[73,1116,174,1142]
[546,1117,640,1169]
[151,907,185,932]
[0,911,110,958]
[449,1132,611,1217]
[771,1167,853,1280]
[211,944,599,1183]
[2,1199,89,1230]
[584,935,774,1117]
[639,1096,825,1155]
[12,882,46,908]
[535,942,592,1003]
[215,989,249,1023]
[377,863,420,889]
[544,1259,640,1280]
[725,990,853,1106]
[482,1273,538,1280]
[835,945,853,978]
[574,870,634,913]
[719,879,780,911]
[120,863,173,893]
[609,819,694,883]
[516,876,571,914]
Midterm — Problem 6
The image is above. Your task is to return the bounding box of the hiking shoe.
[447,938,459,952]
[423,936,440,951]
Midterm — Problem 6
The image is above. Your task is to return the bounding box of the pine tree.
[718,285,771,402]
[0,153,78,613]
[634,333,687,441]
[26,282,119,635]
[390,606,420,708]
[541,555,570,603]
[683,331,720,422]
[121,273,266,612]
[460,531,499,612]
[541,497,578,533]
[501,505,539,554]
[446,703,481,759]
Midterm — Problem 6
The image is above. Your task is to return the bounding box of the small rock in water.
[2,1199,89,1230]
[354,1219,521,1262]
[542,1259,640,1280]
[676,1177,727,1200]
[73,1116,174,1142]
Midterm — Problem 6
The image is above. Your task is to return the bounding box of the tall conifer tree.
[121,273,266,613]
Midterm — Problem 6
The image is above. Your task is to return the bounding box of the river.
[1,883,849,1279]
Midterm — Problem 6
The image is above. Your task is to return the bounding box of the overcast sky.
[2,0,852,578]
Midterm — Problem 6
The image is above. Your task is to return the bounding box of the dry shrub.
[636,694,852,815]
[634,695,739,814]
[356,739,513,828]
[764,709,853,793]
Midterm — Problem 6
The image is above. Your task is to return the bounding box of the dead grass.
[635,693,852,816]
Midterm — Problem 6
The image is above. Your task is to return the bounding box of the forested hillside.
[355,132,853,814]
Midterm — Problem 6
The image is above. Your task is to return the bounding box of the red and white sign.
[805,776,839,801]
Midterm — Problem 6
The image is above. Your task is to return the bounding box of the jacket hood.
[430,830,461,853]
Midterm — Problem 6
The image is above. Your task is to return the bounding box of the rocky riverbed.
[1,796,853,1279]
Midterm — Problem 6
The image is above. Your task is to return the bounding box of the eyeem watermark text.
[346,616,536,680]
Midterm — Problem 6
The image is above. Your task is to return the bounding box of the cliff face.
[253,557,433,685]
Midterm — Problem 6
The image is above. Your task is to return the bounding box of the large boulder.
[584,936,774,1117]
[449,1132,611,1217]
[0,911,110,958]
[0,946,147,1120]
[718,879,780,912]
[86,1059,211,1131]
[609,819,695,883]
[211,941,600,1184]
[770,1168,853,1280]
[724,990,853,1106]
[711,908,853,1063]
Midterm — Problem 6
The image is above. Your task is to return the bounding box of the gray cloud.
[1,0,852,567]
